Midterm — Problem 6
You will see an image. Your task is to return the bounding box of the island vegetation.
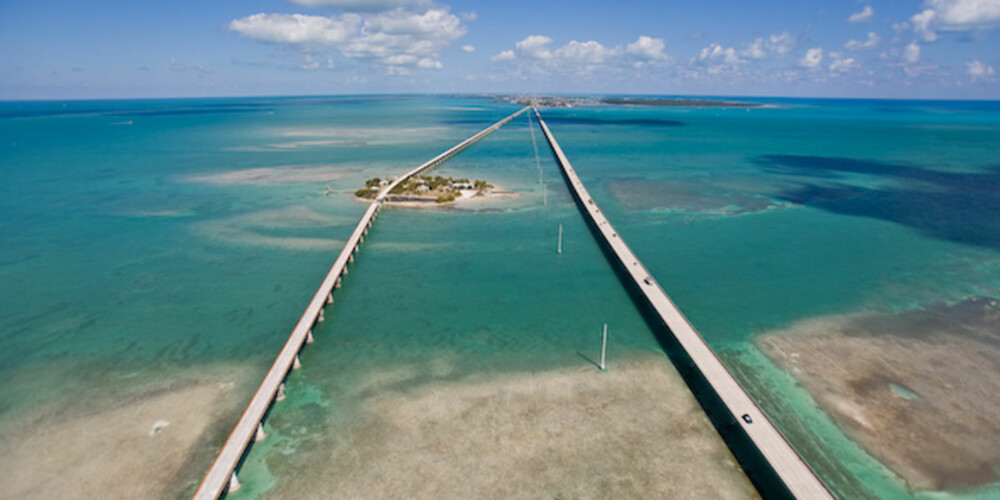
[355,175,494,203]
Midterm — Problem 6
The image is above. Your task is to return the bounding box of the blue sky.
[1,0,998,99]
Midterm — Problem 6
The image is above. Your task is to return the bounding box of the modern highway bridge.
[533,107,832,500]
[192,104,832,499]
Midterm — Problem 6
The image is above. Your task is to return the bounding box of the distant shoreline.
[496,95,765,108]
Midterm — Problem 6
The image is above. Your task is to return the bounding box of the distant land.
[494,95,764,108]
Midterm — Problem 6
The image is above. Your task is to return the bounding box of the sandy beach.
[757,297,1000,491]
[263,355,758,499]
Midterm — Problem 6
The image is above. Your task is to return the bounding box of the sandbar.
[0,364,256,499]
[265,355,758,499]
[757,297,1000,491]
[184,165,361,185]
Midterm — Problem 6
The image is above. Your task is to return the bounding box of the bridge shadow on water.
[549,151,797,500]
[755,154,1000,251]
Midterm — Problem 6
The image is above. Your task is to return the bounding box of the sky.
[1,0,999,100]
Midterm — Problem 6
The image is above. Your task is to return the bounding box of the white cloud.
[765,32,797,55]
[743,39,766,59]
[555,40,617,63]
[386,65,411,75]
[903,42,921,63]
[514,35,555,60]
[849,5,875,23]
[229,13,359,45]
[302,54,320,70]
[699,43,744,65]
[417,57,442,69]
[381,54,417,65]
[289,0,431,11]
[229,7,466,69]
[910,0,1000,41]
[967,59,996,80]
[799,48,824,69]
[828,52,860,73]
[626,36,667,60]
[461,44,475,52]
[742,32,796,59]
[491,50,515,61]
[845,32,881,50]
[169,57,187,72]
[490,35,669,76]
[930,0,1000,26]
[911,9,940,40]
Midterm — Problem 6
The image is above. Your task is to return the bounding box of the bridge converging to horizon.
[193,105,832,500]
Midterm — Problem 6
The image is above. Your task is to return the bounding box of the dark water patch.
[755,154,1000,250]
[544,115,687,128]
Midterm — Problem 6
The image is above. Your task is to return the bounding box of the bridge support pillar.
[293,355,301,370]
[255,423,266,442]
[306,329,314,344]
[318,309,325,322]
[326,293,333,304]
[228,472,241,493]
[276,383,286,402]
[336,279,342,289]
[349,254,354,263]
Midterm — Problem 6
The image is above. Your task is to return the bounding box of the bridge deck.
[192,106,528,500]
[532,107,833,500]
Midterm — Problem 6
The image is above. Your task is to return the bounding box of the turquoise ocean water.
[2,95,999,498]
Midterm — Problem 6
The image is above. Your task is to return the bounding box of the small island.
[355,175,499,204]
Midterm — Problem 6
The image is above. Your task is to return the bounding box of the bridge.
[191,106,529,500]
[532,107,833,499]
[193,104,831,500]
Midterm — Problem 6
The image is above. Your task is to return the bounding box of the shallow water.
[3,96,1000,499]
